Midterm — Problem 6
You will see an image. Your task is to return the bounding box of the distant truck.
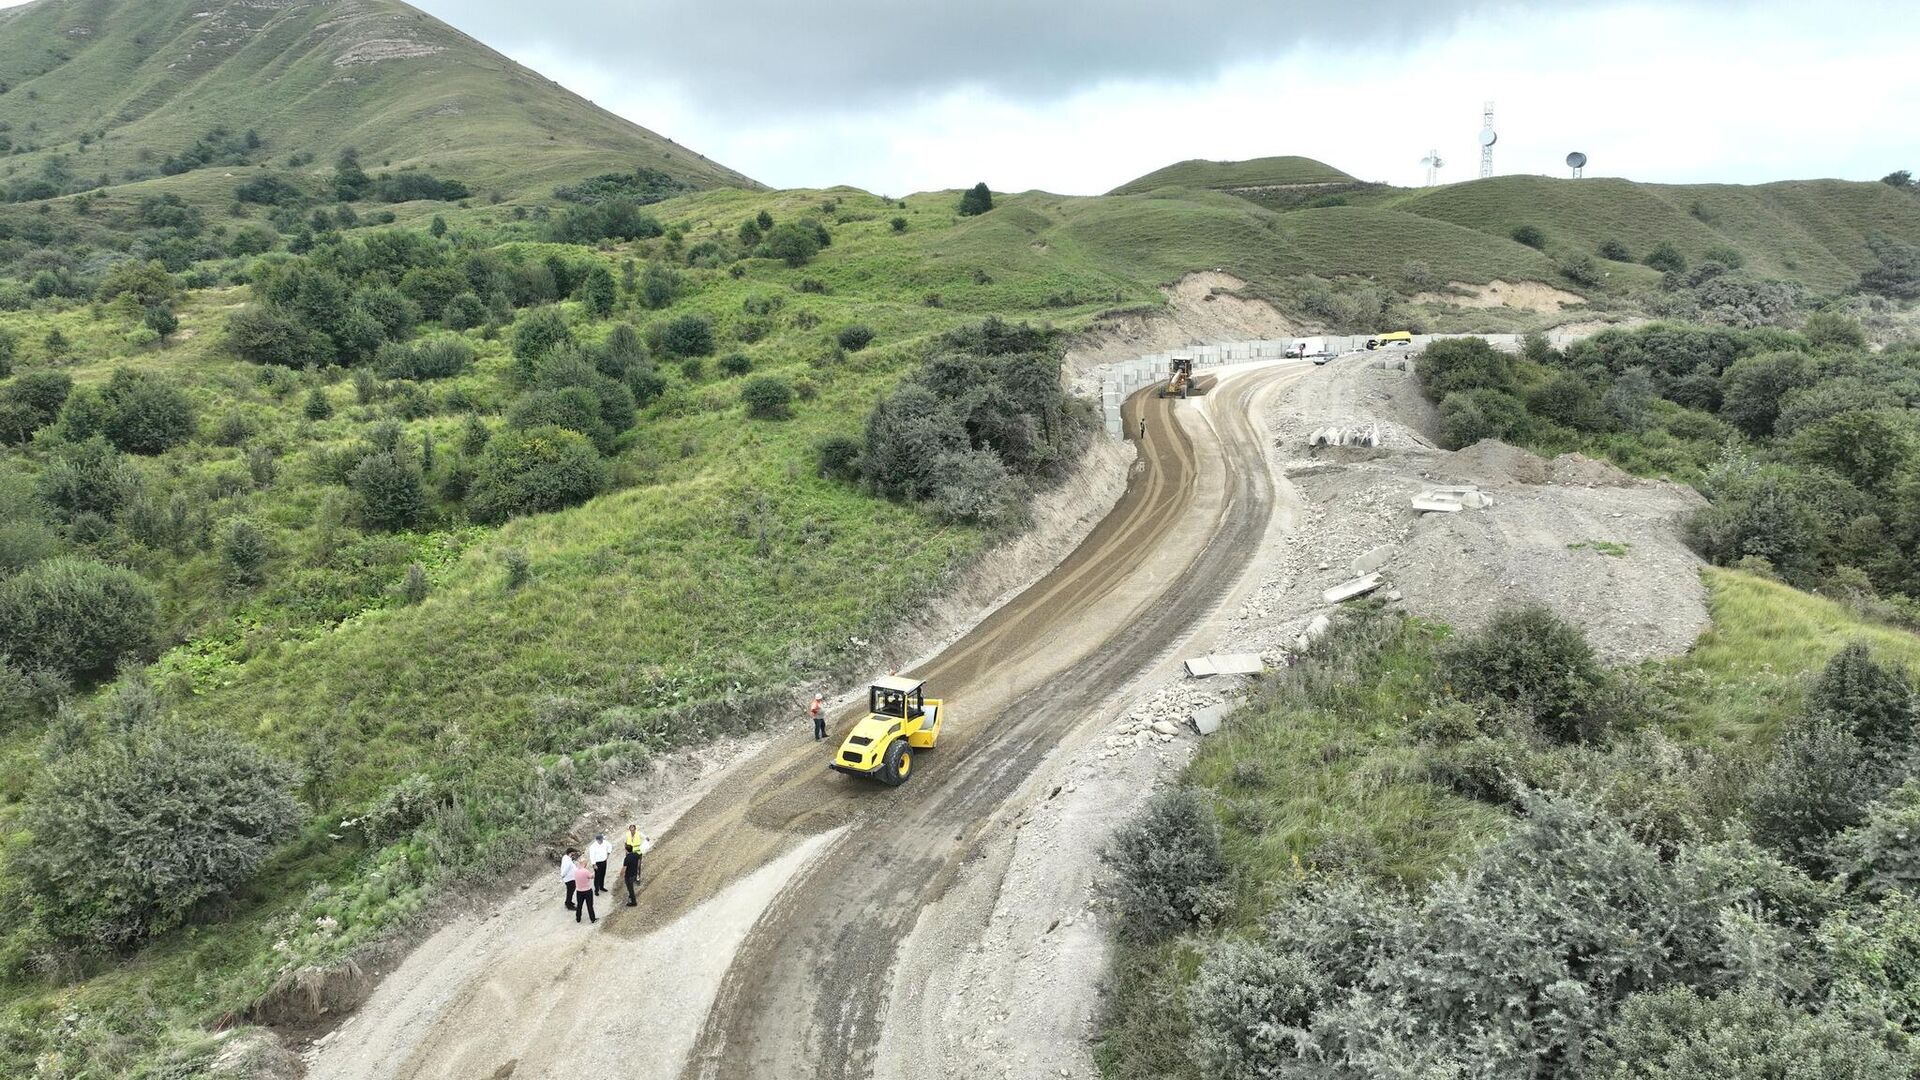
[1366,331,1414,350]
[1286,337,1328,360]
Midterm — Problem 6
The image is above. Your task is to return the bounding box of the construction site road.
[311,362,1306,1080]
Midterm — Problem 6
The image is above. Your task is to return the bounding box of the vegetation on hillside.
[1415,322,1920,608]
[1099,583,1920,1079]
[1110,156,1359,196]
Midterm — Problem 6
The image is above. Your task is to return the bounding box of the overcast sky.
[9,0,1920,194]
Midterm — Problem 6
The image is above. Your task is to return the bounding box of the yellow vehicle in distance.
[830,676,946,786]
[1366,331,1414,349]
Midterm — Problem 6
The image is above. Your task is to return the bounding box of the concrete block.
[1412,496,1464,513]
[1184,653,1265,678]
[1191,706,1227,736]
[1321,573,1384,604]
[1351,545,1393,576]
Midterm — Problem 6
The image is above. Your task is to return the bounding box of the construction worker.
[1138,416,1147,440]
[622,823,650,906]
[588,833,611,895]
[811,693,827,740]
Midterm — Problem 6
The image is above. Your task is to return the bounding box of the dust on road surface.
[306,363,1307,1080]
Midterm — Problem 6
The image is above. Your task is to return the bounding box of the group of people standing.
[559,823,651,924]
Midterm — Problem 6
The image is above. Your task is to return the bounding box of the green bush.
[837,324,876,352]
[1511,224,1547,249]
[218,516,270,587]
[0,557,156,682]
[1559,252,1605,288]
[1437,387,1525,449]
[101,369,196,455]
[303,387,334,421]
[1806,642,1913,750]
[1719,350,1814,438]
[1836,779,1920,897]
[891,216,908,233]
[1748,719,1879,874]
[1598,239,1633,262]
[34,437,140,522]
[1644,242,1689,274]
[1189,939,1328,1079]
[11,725,302,951]
[378,336,473,380]
[0,369,74,444]
[1585,987,1905,1080]
[817,434,862,481]
[741,375,795,420]
[764,221,821,266]
[579,266,617,318]
[511,306,574,377]
[1417,336,1514,399]
[1439,605,1603,741]
[641,263,679,310]
[717,352,753,377]
[1102,786,1229,941]
[1525,370,1608,431]
[508,386,615,451]
[350,451,427,532]
[442,291,488,330]
[659,314,715,358]
[0,327,15,377]
[958,182,994,217]
[467,426,609,524]
[928,449,1018,527]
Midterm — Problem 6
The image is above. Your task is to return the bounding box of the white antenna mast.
[1420,149,1445,187]
[1479,101,1497,179]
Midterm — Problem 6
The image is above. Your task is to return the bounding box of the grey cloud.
[414,0,1606,113]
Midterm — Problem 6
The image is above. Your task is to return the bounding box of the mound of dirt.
[1549,452,1637,488]
[1446,440,1550,485]
[1269,358,1442,451]
[1264,372,1710,663]
[1412,279,1586,313]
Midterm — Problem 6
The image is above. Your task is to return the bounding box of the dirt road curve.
[324,363,1303,1080]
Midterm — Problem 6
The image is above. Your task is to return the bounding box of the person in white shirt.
[588,834,611,895]
[560,848,579,911]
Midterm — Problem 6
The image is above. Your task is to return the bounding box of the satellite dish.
[1479,128,1498,148]
[1566,152,1588,168]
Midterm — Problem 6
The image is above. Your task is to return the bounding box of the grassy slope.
[1109,156,1357,195]
[1098,567,1920,1077]
[0,0,756,204]
[1378,175,1920,292]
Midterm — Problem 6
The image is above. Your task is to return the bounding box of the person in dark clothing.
[622,823,649,906]
[1138,416,1147,440]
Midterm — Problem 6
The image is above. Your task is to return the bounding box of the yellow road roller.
[830,676,945,786]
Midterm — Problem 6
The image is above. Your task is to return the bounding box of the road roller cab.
[830,676,945,786]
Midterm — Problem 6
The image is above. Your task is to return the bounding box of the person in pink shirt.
[574,857,597,924]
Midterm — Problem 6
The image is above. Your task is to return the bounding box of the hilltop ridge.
[0,0,757,206]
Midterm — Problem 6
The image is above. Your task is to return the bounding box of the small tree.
[741,375,795,420]
[579,266,617,318]
[1510,224,1547,249]
[817,434,862,480]
[1882,170,1915,190]
[0,327,17,377]
[219,516,270,588]
[1802,311,1868,350]
[890,216,908,233]
[957,182,994,217]
[1102,786,1229,940]
[303,387,334,421]
[755,209,774,231]
[511,306,574,379]
[351,451,427,532]
[400,562,428,605]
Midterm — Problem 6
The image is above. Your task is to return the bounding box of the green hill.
[1380,175,1920,293]
[0,0,756,206]
[1110,156,1357,195]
